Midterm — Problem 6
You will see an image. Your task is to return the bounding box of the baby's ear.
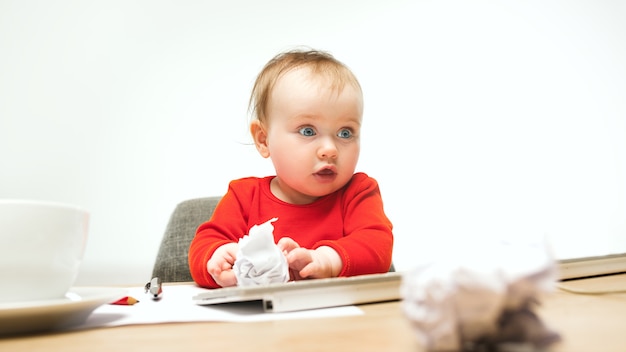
[250,120,270,158]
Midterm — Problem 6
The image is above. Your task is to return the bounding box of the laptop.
[192,272,403,313]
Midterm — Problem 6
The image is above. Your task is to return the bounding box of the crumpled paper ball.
[233,217,290,286]
[401,236,561,351]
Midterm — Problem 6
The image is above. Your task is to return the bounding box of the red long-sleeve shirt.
[188,172,393,288]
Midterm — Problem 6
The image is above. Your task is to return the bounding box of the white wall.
[1,0,625,286]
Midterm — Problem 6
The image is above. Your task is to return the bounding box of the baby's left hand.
[277,237,342,280]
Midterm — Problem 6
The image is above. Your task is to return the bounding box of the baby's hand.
[207,243,239,287]
[277,238,342,280]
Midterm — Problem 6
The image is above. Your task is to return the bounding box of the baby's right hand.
[207,243,239,287]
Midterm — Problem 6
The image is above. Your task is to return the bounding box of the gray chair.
[151,196,221,282]
[151,196,395,283]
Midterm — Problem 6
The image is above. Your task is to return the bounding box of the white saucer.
[0,287,127,336]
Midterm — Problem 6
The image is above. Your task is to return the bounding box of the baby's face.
[264,67,363,204]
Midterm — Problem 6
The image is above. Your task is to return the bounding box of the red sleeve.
[188,182,251,288]
[314,173,394,276]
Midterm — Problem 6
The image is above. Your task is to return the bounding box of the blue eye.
[337,129,352,139]
[299,127,316,136]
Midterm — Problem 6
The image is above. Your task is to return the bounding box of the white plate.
[0,287,127,336]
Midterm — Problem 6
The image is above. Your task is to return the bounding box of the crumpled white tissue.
[401,236,561,351]
[233,218,290,286]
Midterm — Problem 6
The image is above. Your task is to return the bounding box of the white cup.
[0,200,89,303]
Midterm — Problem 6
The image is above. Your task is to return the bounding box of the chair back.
[151,196,221,282]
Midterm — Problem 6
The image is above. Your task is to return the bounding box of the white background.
[1,0,625,286]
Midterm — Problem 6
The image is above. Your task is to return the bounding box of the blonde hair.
[248,48,362,124]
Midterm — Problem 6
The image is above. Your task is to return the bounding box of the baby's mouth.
[316,168,336,175]
[314,167,337,182]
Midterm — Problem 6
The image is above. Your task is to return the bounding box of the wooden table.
[1,274,624,352]
[538,273,626,352]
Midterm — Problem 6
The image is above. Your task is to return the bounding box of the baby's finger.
[277,237,300,253]
[215,271,237,288]
[286,248,313,271]
[298,264,315,279]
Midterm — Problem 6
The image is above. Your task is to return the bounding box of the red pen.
[110,296,139,305]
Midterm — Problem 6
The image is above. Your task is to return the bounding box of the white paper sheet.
[77,284,363,330]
